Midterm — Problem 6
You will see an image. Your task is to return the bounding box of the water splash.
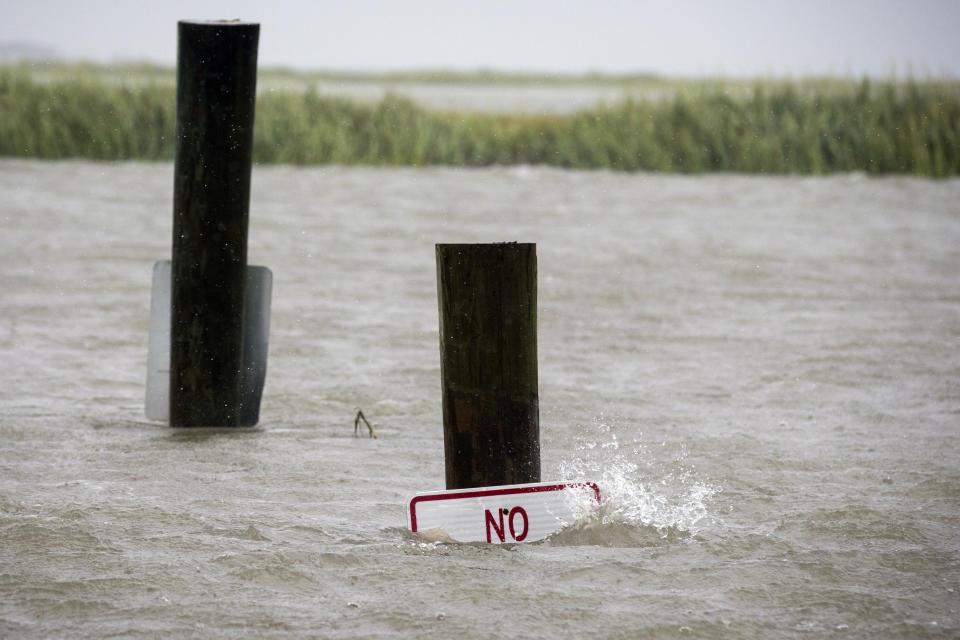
[555,416,720,540]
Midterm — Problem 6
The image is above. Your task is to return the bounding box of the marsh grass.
[2,63,958,175]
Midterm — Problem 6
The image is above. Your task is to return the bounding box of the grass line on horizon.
[1,64,958,176]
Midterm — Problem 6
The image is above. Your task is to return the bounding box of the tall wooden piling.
[170,21,259,427]
[436,243,541,489]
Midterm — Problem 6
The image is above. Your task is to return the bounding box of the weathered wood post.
[170,20,259,427]
[436,243,541,489]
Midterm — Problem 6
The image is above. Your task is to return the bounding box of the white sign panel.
[145,260,272,425]
[408,481,601,544]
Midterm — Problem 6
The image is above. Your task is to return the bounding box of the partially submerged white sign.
[145,260,272,425]
[408,482,601,544]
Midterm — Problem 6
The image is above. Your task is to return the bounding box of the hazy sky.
[2,0,958,77]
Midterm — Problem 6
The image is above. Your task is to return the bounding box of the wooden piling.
[436,243,541,489]
[170,21,259,427]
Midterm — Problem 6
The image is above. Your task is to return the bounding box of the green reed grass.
[2,65,958,176]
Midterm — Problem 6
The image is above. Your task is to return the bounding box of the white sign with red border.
[408,481,601,544]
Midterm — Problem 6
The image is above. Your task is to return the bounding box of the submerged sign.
[408,482,601,544]
[145,260,272,425]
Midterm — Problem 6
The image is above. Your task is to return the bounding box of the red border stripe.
[409,482,601,532]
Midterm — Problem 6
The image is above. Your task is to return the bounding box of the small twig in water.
[354,409,376,439]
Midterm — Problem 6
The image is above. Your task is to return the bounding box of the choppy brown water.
[1,159,958,638]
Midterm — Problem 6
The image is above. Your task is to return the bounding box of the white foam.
[556,417,720,537]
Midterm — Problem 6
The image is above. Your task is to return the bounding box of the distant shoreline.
[5,60,953,87]
[2,62,958,176]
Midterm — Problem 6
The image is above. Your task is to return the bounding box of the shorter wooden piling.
[436,243,541,489]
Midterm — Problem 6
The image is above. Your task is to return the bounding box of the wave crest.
[554,417,720,542]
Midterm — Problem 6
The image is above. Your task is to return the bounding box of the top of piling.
[436,242,534,248]
[178,19,260,26]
